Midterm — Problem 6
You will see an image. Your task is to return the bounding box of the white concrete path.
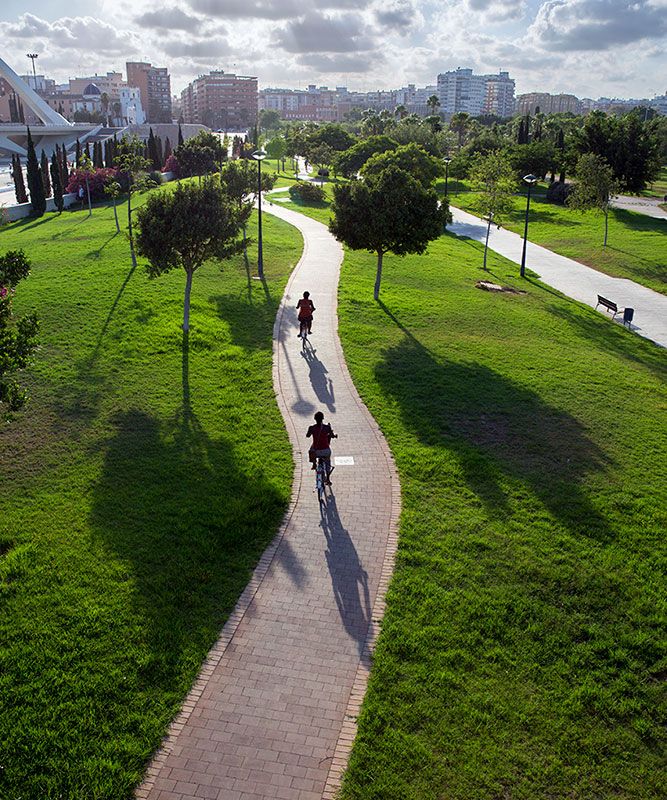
[450,206,667,348]
[612,195,667,220]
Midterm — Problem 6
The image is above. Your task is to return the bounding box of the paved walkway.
[612,195,667,220]
[138,205,400,799]
[450,206,667,348]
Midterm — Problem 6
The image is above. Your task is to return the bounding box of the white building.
[119,86,145,125]
[437,68,515,117]
[650,92,667,116]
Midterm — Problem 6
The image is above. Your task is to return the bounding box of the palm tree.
[394,104,407,120]
[100,92,110,126]
[426,94,440,115]
[450,112,470,149]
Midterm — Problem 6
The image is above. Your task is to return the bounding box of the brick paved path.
[137,205,400,800]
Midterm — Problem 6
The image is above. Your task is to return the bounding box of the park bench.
[596,295,618,316]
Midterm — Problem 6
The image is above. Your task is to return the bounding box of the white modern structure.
[437,68,515,117]
[119,86,146,125]
[0,55,97,158]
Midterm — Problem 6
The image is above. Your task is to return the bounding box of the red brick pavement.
[137,203,400,800]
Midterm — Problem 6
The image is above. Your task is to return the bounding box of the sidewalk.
[612,195,667,220]
[137,204,400,799]
[450,206,667,348]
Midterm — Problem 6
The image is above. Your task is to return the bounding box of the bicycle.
[314,435,337,503]
[299,318,309,345]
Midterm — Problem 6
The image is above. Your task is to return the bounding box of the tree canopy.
[329,165,449,300]
[361,142,444,187]
[335,135,398,178]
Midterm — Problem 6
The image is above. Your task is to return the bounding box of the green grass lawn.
[452,191,667,295]
[0,195,301,798]
[641,166,667,198]
[330,235,667,799]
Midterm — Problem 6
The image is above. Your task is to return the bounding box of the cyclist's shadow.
[319,495,372,657]
[301,344,335,412]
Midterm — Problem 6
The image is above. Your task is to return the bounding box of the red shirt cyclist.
[296,291,315,336]
[306,411,336,483]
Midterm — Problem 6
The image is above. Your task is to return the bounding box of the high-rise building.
[437,68,515,117]
[517,92,582,115]
[182,71,257,130]
[126,61,172,123]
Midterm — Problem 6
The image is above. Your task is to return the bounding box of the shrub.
[66,168,118,202]
[289,181,326,203]
[546,180,575,205]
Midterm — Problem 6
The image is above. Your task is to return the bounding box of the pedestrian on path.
[297,290,315,335]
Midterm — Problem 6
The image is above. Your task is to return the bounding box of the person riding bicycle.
[296,291,315,336]
[306,411,336,483]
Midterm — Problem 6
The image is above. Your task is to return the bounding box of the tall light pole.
[26,53,39,89]
[251,149,267,280]
[443,157,451,197]
[520,174,538,278]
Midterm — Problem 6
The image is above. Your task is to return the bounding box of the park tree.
[450,112,471,149]
[0,250,39,416]
[11,154,28,205]
[136,181,247,331]
[115,136,153,267]
[40,150,52,198]
[361,142,444,188]
[307,123,356,153]
[25,128,46,217]
[175,130,226,180]
[77,153,95,217]
[469,151,517,270]
[507,141,555,180]
[219,159,274,260]
[104,180,122,233]
[265,137,287,170]
[258,108,281,131]
[329,166,450,301]
[50,152,64,214]
[427,94,440,114]
[567,153,619,247]
[307,143,336,178]
[335,135,398,177]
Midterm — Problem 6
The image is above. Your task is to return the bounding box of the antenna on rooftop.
[26,53,38,88]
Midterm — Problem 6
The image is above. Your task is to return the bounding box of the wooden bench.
[596,295,618,316]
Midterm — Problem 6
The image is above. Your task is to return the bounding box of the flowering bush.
[162,154,181,177]
[66,167,119,202]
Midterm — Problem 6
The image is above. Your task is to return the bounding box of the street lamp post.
[443,157,451,197]
[26,53,39,90]
[483,211,494,271]
[251,149,267,280]
[520,173,538,278]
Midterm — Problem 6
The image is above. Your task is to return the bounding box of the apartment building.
[517,92,582,115]
[437,68,515,117]
[181,71,257,130]
[126,61,172,123]
[260,85,338,122]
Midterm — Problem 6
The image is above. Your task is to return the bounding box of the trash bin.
[623,307,634,326]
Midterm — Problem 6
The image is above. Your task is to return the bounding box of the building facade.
[126,62,172,123]
[437,68,515,117]
[181,71,257,129]
[517,92,582,115]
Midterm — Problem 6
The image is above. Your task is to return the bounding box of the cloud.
[1,13,140,55]
[296,52,383,72]
[529,0,667,51]
[187,0,302,19]
[162,36,231,58]
[275,11,375,53]
[467,0,526,20]
[374,0,422,32]
[135,7,203,32]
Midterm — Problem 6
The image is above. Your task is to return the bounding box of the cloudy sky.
[1,0,666,99]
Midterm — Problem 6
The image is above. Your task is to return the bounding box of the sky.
[1,0,666,100]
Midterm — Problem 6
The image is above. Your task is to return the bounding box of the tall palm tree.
[394,104,407,120]
[100,92,110,126]
[450,112,470,149]
[426,94,440,114]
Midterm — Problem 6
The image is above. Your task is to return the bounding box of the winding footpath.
[137,206,400,799]
[450,206,667,348]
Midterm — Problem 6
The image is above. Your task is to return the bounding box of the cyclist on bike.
[306,411,336,483]
[296,291,315,336]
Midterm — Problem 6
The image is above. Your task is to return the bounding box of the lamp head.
[443,157,452,164]
[523,173,538,185]
[251,149,267,162]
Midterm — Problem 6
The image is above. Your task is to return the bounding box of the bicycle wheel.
[316,460,324,502]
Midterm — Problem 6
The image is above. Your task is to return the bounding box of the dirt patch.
[476,280,526,295]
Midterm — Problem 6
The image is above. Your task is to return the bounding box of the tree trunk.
[603,207,609,247]
[112,197,120,232]
[128,190,137,268]
[374,251,384,301]
[85,176,92,217]
[183,268,194,331]
[484,218,491,270]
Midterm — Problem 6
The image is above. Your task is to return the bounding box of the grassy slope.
[452,191,667,295]
[641,167,667,198]
[281,192,667,797]
[336,239,667,799]
[0,197,301,798]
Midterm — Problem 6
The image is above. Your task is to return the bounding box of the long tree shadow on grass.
[88,331,289,724]
[211,284,279,351]
[376,302,614,542]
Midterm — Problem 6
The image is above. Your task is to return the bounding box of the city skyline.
[1,1,666,101]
